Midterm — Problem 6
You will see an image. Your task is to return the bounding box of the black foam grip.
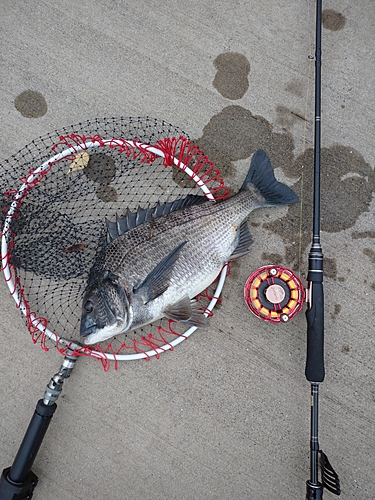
[305,282,325,383]
[305,481,323,500]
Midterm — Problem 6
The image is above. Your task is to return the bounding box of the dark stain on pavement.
[189,51,373,280]
[261,252,284,264]
[96,185,117,202]
[276,105,307,130]
[213,52,250,100]
[324,257,337,279]
[331,303,341,320]
[352,230,375,239]
[363,248,375,264]
[228,259,241,281]
[266,145,375,268]
[285,79,305,98]
[194,105,295,185]
[84,153,118,202]
[14,90,47,118]
[322,9,346,31]
[85,153,117,184]
[172,169,197,190]
[303,146,373,233]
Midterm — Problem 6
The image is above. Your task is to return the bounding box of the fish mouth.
[81,322,122,345]
[79,323,98,337]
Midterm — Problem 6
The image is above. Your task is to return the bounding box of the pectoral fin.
[134,242,187,303]
[164,295,209,327]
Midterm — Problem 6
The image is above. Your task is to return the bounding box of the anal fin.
[164,295,208,327]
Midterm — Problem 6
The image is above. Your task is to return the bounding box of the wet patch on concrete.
[213,52,250,100]
[227,259,241,281]
[352,230,375,239]
[322,9,346,31]
[172,169,198,190]
[363,248,375,264]
[14,90,47,118]
[331,303,341,320]
[285,79,305,98]
[341,344,350,354]
[194,105,295,183]
[84,153,118,202]
[320,146,374,232]
[266,145,375,268]
[324,257,337,279]
[261,252,284,264]
[250,221,261,228]
[276,105,307,130]
[85,153,117,184]
[96,185,117,202]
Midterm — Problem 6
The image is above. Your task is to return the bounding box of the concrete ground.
[0,1,374,499]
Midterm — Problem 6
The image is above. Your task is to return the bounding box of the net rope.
[0,117,229,370]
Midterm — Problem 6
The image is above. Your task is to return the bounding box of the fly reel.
[244,265,305,323]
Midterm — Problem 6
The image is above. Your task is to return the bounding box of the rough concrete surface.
[0,1,374,499]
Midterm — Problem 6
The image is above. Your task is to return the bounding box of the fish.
[80,150,298,345]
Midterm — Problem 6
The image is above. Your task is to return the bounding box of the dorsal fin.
[106,194,207,244]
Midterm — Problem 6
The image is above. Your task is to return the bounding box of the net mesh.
[0,117,229,369]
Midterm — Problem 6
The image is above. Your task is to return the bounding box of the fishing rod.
[243,1,341,497]
[305,0,340,497]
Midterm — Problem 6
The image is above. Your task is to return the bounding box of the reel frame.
[244,265,305,323]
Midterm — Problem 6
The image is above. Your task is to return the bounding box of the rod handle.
[306,480,323,499]
[305,281,325,383]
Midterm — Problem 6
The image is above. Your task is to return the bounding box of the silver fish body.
[80,150,298,344]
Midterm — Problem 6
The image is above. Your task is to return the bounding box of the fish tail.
[241,150,299,206]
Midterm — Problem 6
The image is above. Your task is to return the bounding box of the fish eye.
[84,300,94,314]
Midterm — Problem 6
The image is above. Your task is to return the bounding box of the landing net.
[0,117,229,369]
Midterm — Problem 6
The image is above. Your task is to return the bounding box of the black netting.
[0,117,227,365]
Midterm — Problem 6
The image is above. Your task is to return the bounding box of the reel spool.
[244,265,305,323]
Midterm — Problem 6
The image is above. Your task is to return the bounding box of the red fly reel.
[244,265,305,323]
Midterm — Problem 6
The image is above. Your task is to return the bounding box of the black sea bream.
[80,150,298,344]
